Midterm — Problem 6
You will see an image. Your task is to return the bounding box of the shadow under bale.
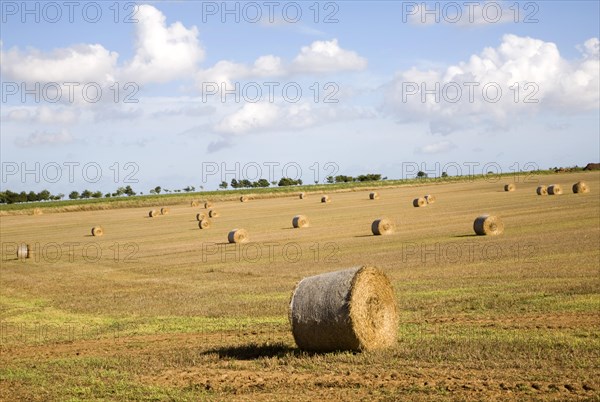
[201,342,296,360]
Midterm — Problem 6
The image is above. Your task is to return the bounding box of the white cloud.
[15,129,74,147]
[214,101,376,135]
[291,39,367,73]
[416,140,456,154]
[1,5,203,86]
[121,5,204,84]
[196,39,366,93]
[0,44,118,83]
[385,35,600,134]
[215,102,280,134]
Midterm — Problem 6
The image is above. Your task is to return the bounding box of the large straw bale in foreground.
[289,266,398,352]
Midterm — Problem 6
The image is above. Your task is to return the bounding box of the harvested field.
[1,172,599,401]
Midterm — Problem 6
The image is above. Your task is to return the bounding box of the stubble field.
[1,171,599,401]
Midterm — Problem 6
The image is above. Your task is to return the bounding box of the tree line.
[1,173,386,204]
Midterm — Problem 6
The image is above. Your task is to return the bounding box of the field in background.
[1,171,599,401]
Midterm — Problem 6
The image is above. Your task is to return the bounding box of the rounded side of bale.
[299,192,306,199]
[573,181,589,194]
[198,219,210,229]
[191,201,199,207]
[91,226,104,237]
[292,215,309,228]
[413,197,426,208]
[321,195,330,203]
[240,196,248,203]
[473,215,504,236]
[149,210,158,217]
[32,208,43,216]
[504,184,516,192]
[209,209,220,218]
[369,192,379,200]
[228,228,248,243]
[17,244,30,259]
[536,186,548,196]
[424,195,436,204]
[196,212,207,221]
[548,185,563,195]
[371,218,393,236]
[204,201,213,209]
[289,266,398,352]
[160,207,170,215]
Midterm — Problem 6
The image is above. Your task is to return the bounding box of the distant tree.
[441,172,448,178]
[417,171,427,178]
[105,193,111,198]
[326,176,334,184]
[154,186,162,194]
[314,180,319,184]
[27,191,38,202]
[183,186,195,192]
[219,181,228,190]
[56,193,64,200]
[271,181,278,186]
[69,191,80,200]
[92,191,103,198]
[278,177,302,186]
[256,179,270,187]
[335,175,354,183]
[230,179,239,189]
[149,189,156,195]
[124,185,136,196]
[81,190,92,198]
[38,189,51,201]
[240,179,252,188]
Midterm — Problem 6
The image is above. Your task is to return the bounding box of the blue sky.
[1,1,599,193]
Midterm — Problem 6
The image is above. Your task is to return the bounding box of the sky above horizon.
[1,1,599,194]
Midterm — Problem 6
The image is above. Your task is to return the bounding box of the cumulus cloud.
[0,44,118,83]
[196,39,366,92]
[385,34,600,134]
[214,101,376,135]
[291,39,367,73]
[15,129,74,147]
[120,5,204,83]
[1,5,203,86]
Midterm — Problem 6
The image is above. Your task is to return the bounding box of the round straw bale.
[548,185,563,195]
[160,207,170,215]
[321,195,331,203]
[228,228,248,243]
[17,243,30,259]
[149,209,159,217]
[371,218,393,236]
[204,201,213,209]
[32,208,43,216]
[369,192,379,200]
[473,215,504,236]
[504,183,516,192]
[413,197,426,208]
[196,212,207,221]
[289,266,398,352]
[292,215,309,228]
[572,181,590,194]
[536,186,548,196]
[191,201,199,207]
[299,192,306,199]
[209,209,220,218]
[424,194,436,204]
[240,195,248,203]
[91,226,103,237]
[198,219,211,229]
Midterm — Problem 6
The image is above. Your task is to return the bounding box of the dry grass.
[1,171,599,401]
